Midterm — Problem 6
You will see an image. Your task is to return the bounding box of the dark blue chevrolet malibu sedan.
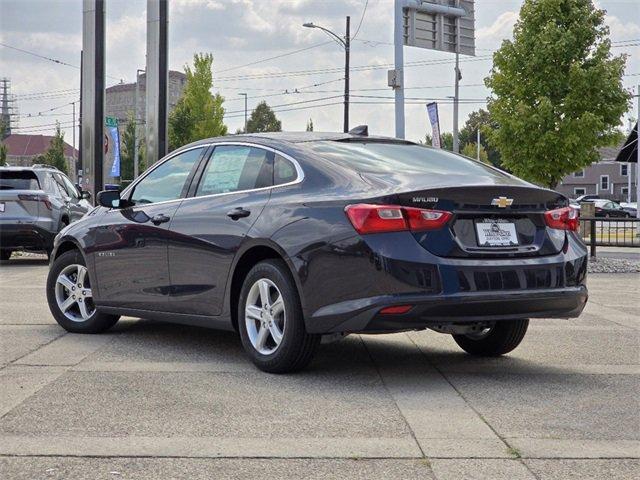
[46,131,588,372]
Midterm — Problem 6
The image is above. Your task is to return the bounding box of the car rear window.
[306,141,505,177]
[0,170,41,190]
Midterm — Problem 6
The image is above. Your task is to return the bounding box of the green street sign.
[105,117,118,128]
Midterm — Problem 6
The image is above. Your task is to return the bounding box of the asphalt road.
[1,255,638,479]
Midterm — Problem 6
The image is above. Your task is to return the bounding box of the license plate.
[476,220,519,246]
[0,202,4,213]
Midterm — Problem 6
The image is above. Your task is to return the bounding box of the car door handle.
[227,207,251,220]
[151,213,171,225]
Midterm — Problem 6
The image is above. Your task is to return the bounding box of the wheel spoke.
[268,321,283,345]
[83,288,92,298]
[256,325,269,350]
[258,280,271,308]
[245,305,262,321]
[57,274,74,291]
[78,300,91,320]
[77,266,88,286]
[271,295,284,317]
[60,296,76,312]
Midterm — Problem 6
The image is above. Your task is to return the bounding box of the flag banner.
[426,102,441,149]
[108,125,121,178]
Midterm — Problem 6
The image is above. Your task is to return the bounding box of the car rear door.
[167,144,274,315]
[91,147,205,311]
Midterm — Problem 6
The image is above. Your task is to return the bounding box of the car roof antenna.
[348,125,368,136]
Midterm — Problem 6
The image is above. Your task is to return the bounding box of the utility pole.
[134,68,144,179]
[239,93,248,133]
[303,16,350,133]
[393,0,405,139]
[453,15,461,154]
[477,127,480,161]
[72,101,76,178]
[344,16,350,134]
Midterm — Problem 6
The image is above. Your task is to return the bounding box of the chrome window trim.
[115,141,304,209]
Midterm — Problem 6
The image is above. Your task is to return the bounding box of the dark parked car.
[46,132,588,372]
[0,165,92,260]
[575,194,599,203]
[592,199,631,218]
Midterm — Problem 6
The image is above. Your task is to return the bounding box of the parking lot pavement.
[0,255,638,479]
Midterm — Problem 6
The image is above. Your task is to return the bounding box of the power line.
[0,42,122,82]
[218,41,334,73]
[352,0,369,40]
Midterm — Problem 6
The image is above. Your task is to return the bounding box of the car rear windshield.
[0,170,41,190]
[306,141,506,177]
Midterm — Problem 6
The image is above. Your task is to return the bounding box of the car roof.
[0,165,60,172]
[181,131,412,151]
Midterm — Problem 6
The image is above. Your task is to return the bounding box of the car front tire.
[46,249,119,334]
[453,319,529,356]
[0,250,12,261]
[238,259,320,373]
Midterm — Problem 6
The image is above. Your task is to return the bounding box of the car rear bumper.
[0,223,55,251]
[308,285,588,334]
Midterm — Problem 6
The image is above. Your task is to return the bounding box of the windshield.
[306,141,505,177]
[0,170,41,190]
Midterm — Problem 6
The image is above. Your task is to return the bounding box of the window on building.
[622,187,629,195]
[573,170,585,177]
[621,164,628,176]
[600,175,609,191]
[574,187,586,196]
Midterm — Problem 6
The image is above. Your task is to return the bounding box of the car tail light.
[345,204,452,234]
[544,207,578,231]
[379,305,413,315]
[18,193,52,210]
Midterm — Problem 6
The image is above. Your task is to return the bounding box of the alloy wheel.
[54,264,95,322]
[245,278,286,355]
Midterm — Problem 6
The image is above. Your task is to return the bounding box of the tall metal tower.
[0,78,18,139]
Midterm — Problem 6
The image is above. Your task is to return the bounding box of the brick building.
[2,134,78,178]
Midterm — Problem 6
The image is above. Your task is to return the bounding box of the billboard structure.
[391,0,475,145]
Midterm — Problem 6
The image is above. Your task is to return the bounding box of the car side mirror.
[97,190,121,208]
[81,190,92,200]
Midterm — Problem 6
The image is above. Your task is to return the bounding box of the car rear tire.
[453,319,529,356]
[0,250,12,261]
[238,259,320,373]
[46,249,119,334]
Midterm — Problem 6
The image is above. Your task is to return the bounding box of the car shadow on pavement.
[0,256,49,267]
[105,319,576,378]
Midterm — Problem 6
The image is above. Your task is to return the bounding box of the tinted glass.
[0,170,40,190]
[130,148,203,205]
[60,174,80,199]
[274,155,297,185]
[306,141,505,176]
[196,146,271,196]
[53,174,72,198]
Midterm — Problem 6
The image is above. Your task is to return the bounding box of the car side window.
[60,174,80,199]
[53,173,73,199]
[196,146,272,196]
[130,147,203,205]
[274,154,298,186]
[42,173,62,197]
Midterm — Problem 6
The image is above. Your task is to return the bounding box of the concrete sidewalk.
[0,256,638,479]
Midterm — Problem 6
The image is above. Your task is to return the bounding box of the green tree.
[120,113,144,181]
[458,109,501,167]
[461,142,489,164]
[306,118,314,132]
[169,53,227,151]
[43,123,68,174]
[246,101,282,133]
[421,131,452,150]
[0,143,7,166]
[485,0,629,188]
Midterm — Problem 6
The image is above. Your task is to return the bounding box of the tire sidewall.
[238,260,305,370]
[46,249,101,333]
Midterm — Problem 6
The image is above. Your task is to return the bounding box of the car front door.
[167,144,275,315]
[91,147,205,311]
[54,173,84,223]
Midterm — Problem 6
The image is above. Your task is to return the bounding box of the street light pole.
[303,17,350,133]
[239,93,248,133]
[133,68,145,179]
[344,16,350,134]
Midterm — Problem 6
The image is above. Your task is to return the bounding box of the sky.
[1,0,639,149]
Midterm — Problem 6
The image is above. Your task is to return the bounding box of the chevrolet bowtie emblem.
[491,197,514,208]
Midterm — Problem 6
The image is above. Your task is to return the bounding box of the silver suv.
[0,165,92,260]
